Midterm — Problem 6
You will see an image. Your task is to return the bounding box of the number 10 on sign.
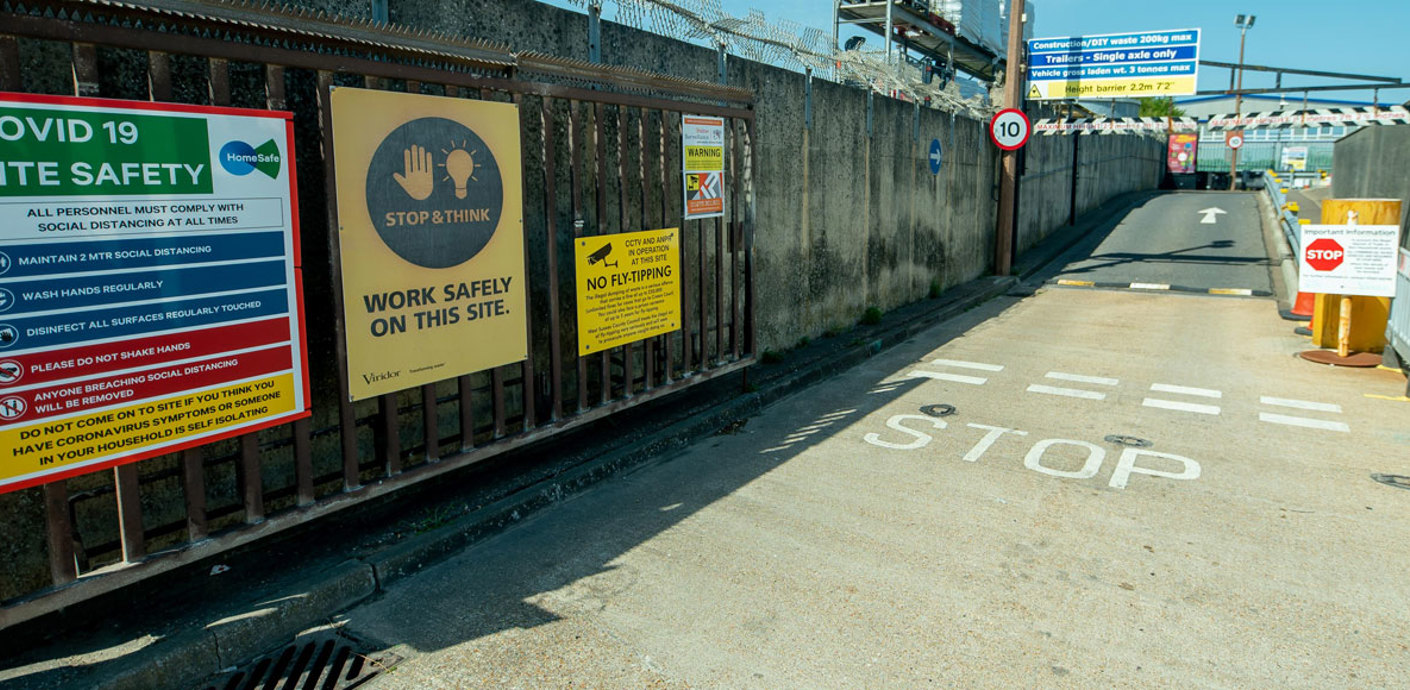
[990,109,1031,151]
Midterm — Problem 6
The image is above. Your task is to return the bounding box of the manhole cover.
[1371,474,1410,491]
[921,404,956,418]
[1104,435,1152,448]
[199,631,399,690]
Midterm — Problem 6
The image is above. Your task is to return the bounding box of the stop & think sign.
[1305,238,1344,271]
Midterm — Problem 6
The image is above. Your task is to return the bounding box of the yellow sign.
[331,87,526,401]
[1030,76,1197,100]
[685,144,723,171]
[575,228,681,354]
[2,373,297,486]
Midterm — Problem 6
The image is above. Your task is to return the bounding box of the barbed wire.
[557,0,993,118]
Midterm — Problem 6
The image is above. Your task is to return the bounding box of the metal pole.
[832,0,842,81]
[884,0,894,64]
[717,40,727,84]
[1229,24,1247,190]
[588,0,602,64]
[994,0,1025,276]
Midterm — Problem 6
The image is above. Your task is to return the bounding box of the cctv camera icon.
[587,243,618,269]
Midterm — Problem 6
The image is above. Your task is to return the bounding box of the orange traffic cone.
[1290,290,1316,319]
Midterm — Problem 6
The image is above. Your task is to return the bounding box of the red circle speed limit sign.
[1225,130,1244,150]
[989,108,1031,151]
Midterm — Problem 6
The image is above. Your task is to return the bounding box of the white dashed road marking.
[1045,372,1119,386]
[1150,383,1222,398]
[1258,412,1350,433]
[908,371,988,386]
[1143,398,1221,415]
[1026,384,1107,401]
[929,358,1005,372]
[1259,396,1342,414]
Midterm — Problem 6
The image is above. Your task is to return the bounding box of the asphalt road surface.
[1053,192,1273,295]
[343,191,1410,688]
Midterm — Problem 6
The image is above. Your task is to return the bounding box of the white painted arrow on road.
[1198,207,1227,224]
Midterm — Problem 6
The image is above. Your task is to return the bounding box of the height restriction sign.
[682,115,725,219]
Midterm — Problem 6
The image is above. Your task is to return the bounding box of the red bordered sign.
[0,91,311,494]
[989,108,1031,151]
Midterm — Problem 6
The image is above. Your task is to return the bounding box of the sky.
[541,0,1410,106]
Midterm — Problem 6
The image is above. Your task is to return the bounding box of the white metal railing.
[1391,248,1410,363]
[1262,171,1300,254]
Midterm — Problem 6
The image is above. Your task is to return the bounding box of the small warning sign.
[575,228,682,354]
[686,172,724,218]
[682,114,726,220]
[1028,84,1041,99]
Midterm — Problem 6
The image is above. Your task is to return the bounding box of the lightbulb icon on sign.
[441,141,479,199]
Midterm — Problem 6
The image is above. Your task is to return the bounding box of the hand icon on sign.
[393,144,435,201]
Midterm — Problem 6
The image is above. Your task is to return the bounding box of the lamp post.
[1229,14,1255,190]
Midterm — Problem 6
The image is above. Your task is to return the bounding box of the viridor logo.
[218,139,282,178]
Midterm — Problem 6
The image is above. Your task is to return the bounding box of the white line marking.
[1259,412,1350,433]
[929,358,1004,372]
[1026,384,1106,401]
[1046,371,1119,386]
[1129,282,1171,290]
[1151,383,1223,399]
[1260,396,1342,414]
[908,371,987,386]
[1143,398,1221,415]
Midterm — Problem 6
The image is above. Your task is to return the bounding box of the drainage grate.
[1371,474,1410,491]
[199,631,400,690]
[1104,435,1152,448]
[920,404,956,418]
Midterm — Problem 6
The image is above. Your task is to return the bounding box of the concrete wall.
[1333,126,1410,242]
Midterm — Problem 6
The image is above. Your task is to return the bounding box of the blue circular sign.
[218,140,259,176]
[928,138,944,175]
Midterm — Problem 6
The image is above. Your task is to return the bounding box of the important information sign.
[1026,28,1200,100]
[575,228,681,354]
[1298,224,1403,297]
[331,88,526,401]
[0,92,308,493]
[683,116,725,220]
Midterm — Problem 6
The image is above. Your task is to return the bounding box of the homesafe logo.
[218,139,282,178]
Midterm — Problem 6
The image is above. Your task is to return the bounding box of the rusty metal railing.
[0,0,756,628]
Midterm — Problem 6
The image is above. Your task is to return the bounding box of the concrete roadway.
[343,191,1410,688]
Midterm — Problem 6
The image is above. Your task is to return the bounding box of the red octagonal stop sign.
[1305,238,1345,271]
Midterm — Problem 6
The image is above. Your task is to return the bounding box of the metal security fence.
[1197,140,1334,173]
[0,0,756,627]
